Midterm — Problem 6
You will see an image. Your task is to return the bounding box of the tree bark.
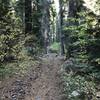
[59,0,65,55]
[25,0,32,34]
[40,0,50,54]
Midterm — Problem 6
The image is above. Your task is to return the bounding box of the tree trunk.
[25,0,32,34]
[59,0,65,55]
[40,0,50,54]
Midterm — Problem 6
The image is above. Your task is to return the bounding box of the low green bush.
[61,57,100,100]
[0,55,38,80]
[49,42,60,53]
[62,73,97,100]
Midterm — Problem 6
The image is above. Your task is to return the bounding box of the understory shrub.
[61,58,100,100]
[62,73,97,100]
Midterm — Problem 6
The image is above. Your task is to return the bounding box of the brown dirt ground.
[0,54,64,100]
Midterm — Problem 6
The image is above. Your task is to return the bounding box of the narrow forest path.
[0,54,64,100]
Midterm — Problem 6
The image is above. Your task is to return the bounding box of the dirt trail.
[0,54,64,100]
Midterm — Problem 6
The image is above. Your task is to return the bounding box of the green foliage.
[0,55,38,80]
[0,0,45,78]
[63,2,100,97]
[61,57,100,100]
[0,1,25,79]
[50,42,60,51]
[62,73,97,100]
[14,0,25,21]
[27,0,44,50]
[0,2,23,62]
[64,8,100,67]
